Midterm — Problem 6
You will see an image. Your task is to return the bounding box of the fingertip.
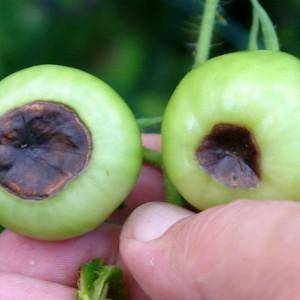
[121,202,193,242]
[120,202,195,300]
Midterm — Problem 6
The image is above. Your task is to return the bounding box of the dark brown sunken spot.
[0,101,91,200]
[196,124,260,189]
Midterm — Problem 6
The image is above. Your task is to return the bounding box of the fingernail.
[123,202,194,242]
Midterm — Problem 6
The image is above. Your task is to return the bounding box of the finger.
[0,272,76,300]
[141,133,161,151]
[0,224,120,287]
[0,227,152,300]
[110,133,164,223]
[110,164,164,223]
[120,200,300,300]
[117,256,151,300]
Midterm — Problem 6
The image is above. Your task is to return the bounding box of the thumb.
[120,200,300,300]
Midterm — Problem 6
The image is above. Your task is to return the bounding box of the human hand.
[121,199,300,300]
[0,134,164,300]
[1,135,300,300]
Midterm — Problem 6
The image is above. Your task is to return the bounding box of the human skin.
[1,135,300,299]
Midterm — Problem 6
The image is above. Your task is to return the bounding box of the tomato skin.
[162,50,300,209]
[0,65,142,240]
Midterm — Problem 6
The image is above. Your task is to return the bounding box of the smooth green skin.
[0,65,142,240]
[163,50,300,210]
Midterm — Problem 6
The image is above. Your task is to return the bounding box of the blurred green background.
[0,0,296,118]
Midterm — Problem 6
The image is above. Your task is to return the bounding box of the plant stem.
[250,0,279,51]
[142,146,186,207]
[137,116,163,130]
[142,147,161,167]
[194,0,220,68]
[248,9,259,50]
[163,174,187,207]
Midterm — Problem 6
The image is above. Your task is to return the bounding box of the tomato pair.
[0,50,298,240]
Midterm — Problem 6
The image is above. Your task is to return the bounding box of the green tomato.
[0,65,142,240]
[162,50,300,210]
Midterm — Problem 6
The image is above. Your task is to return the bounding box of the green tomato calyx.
[197,123,260,189]
[0,101,91,200]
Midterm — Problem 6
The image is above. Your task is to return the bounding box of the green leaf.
[77,259,128,300]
